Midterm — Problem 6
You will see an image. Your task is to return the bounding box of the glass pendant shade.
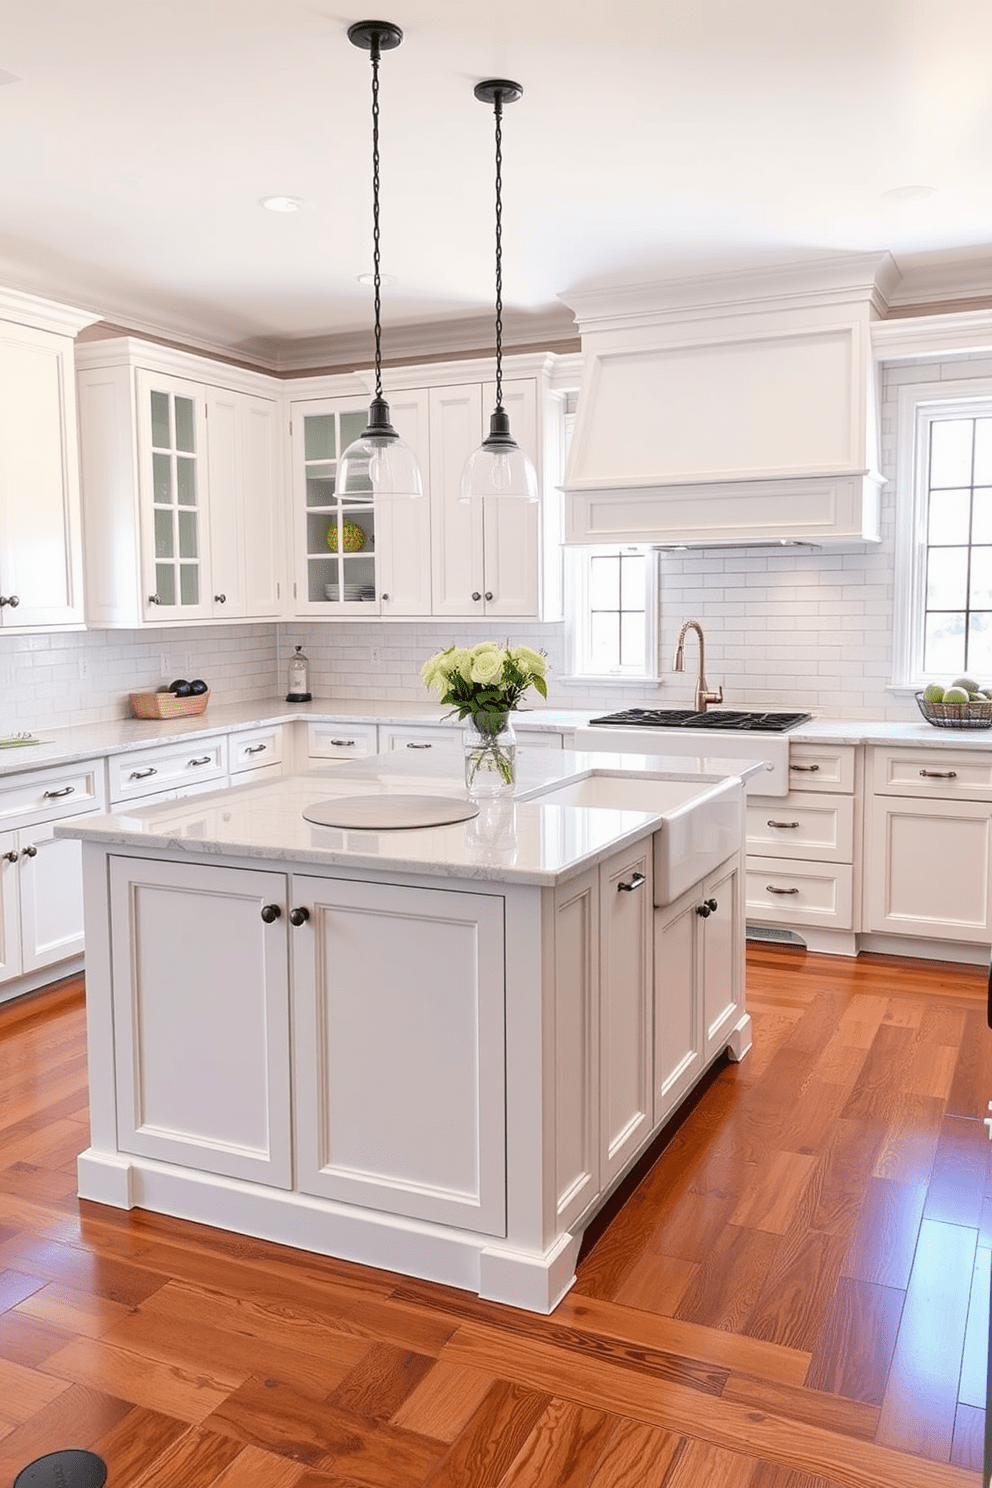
[460,407,538,502]
[338,395,423,499]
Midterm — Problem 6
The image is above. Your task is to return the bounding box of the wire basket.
[130,689,210,720]
[915,691,992,729]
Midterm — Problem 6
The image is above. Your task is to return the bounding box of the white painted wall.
[1,355,974,733]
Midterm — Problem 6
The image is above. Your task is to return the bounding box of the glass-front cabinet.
[140,374,208,616]
[290,391,430,617]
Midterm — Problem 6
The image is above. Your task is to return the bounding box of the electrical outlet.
[370,646,381,665]
[160,653,171,679]
[78,655,91,681]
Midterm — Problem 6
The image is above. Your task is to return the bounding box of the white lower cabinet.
[306,721,378,764]
[0,759,106,996]
[865,745,992,944]
[107,855,293,1187]
[292,874,507,1233]
[229,724,285,783]
[378,723,462,759]
[105,855,508,1229]
[598,843,653,1186]
[654,856,744,1122]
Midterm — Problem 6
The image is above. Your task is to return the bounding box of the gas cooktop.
[588,708,812,733]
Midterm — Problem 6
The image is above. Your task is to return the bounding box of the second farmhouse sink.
[530,771,743,904]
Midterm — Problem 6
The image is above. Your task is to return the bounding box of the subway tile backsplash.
[0,355,964,733]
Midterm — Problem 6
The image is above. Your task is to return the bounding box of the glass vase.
[464,711,517,797]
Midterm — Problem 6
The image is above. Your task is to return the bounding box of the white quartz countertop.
[7,696,992,781]
[55,748,761,887]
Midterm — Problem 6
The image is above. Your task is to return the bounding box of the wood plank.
[950,1403,985,1473]
[876,1218,978,1460]
[417,1379,550,1488]
[496,1397,618,1488]
[390,1359,497,1442]
[440,1321,976,1488]
[957,1244,990,1410]
[38,1333,243,1424]
[804,1278,904,1405]
[924,1116,991,1228]
[841,1177,927,1290]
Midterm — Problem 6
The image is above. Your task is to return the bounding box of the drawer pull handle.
[766,884,800,895]
[189,756,212,767]
[790,762,819,772]
[43,785,75,799]
[260,903,281,923]
[245,744,267,755]
[618,871,646,893]
[767,819,800,829]
[406,742,432,749]
[919,768,957,779]
[289,906,310,927]
[130,767,157,780]
[329,739,356,747]
[22,844,37,858]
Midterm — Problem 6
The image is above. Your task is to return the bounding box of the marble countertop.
[55,748,762,888]
[6,696,992,781]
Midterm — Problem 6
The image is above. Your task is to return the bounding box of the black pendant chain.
[370,34,383,400]
[492,90,504,413]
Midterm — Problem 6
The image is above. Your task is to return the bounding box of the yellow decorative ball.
[326,519,365,553]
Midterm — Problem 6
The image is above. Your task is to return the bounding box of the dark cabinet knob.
[214,593,227,603]
[22,844,37,858]
[148,593,162,605]
[289,906,310,927]
[2,849,18,862]
[260,904,281,923]
[705,897,718,913]
[0,594,19,608]
[484,591,493,601]
[472,591,482,602]
[696,902,710,917]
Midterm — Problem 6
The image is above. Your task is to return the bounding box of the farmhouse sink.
[529,771,743,904]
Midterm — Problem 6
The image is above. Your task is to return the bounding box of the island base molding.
[76,1147,588,1313]
[748,922,990,965]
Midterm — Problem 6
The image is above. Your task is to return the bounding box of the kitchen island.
[61,748,755,1312]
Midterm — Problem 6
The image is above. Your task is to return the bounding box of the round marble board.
[302,794,480,830]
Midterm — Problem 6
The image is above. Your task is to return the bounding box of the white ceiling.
[3,0,992,370]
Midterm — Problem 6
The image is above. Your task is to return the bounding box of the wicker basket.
[915,691,992,730]
[130,689,210,720]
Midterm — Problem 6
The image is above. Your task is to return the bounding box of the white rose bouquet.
[421,641,548,723]
[421,641,549,790]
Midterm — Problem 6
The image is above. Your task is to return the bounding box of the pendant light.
[460,79,539,504]
[338,21,423,500]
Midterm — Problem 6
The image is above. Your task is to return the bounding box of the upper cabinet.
[0,292,98,630]
[76,339,284,627]
[288,390,431,618]
[285,354,569,622]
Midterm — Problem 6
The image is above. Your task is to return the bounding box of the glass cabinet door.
[137,372,210,619]
[301,405,377,611]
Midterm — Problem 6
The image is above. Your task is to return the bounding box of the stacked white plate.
[324,584,339,601]
[344,583,363,601]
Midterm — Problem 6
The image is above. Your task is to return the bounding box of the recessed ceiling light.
[259,195,312,213]
[881,185,936,204]
[357,271,398,287]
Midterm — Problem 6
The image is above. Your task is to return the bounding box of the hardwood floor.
[0,945,987,1486]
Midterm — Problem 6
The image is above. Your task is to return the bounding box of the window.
[894,379,992,686]
[567,544,659,681]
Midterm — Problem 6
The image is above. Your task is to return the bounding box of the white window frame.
[893,375,992,688]
[565,543,661,684]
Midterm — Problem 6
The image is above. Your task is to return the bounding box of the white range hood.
[560,252,899,547]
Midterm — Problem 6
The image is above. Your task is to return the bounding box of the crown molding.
[0,285,100,337]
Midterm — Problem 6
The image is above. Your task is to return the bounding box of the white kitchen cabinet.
[865,744,992,944]
[746,742,861,951]
[378,723,461,759]
[292,873,506,1233]
[0,309,93,630]
[599,843,653,1186]
[428,379,541,618]
[107,854,293,1187]
[75,338,283,626]
[229,724,285,782]
[306,721,378,764]
[108,736,228,807]
[288,392,431,618]
[0,758,106,999]
[654,856,745,1124]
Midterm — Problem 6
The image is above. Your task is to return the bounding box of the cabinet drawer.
[787,742,856,793]
[0,761,106,830]
[379,725,461,756]
[307,722,377,761]
[747,856,854,930]
[110,736,227,804]
[516,728,564,750]
[746,793,854,864]
[230,725,284,776]
[871,745,992,800]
